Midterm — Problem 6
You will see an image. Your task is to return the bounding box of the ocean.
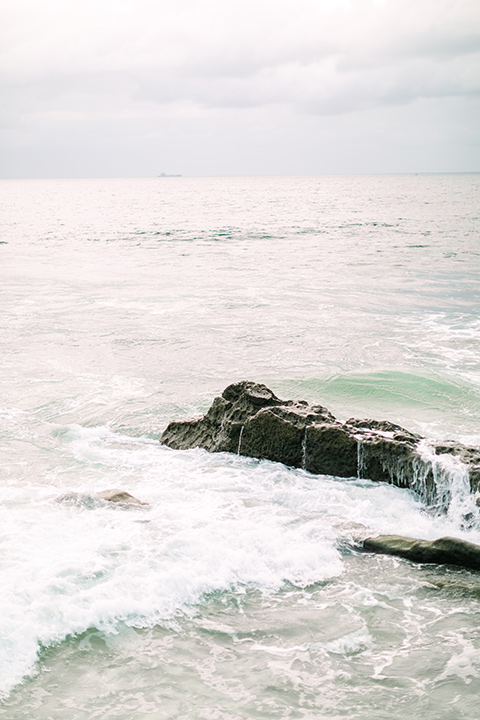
[1,174,480,718]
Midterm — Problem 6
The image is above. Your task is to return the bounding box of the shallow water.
[1,174,480,717]
[4,560,480,720]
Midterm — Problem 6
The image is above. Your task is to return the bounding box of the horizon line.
[1,170,479,180]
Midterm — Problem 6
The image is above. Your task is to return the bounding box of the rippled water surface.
[1,175,479,718]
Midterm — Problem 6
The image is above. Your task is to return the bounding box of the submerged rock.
[161,381,480,505]
[56,489,148,508]
[96,489,148,506]
[363,534,480,571]
[56,491,102,509]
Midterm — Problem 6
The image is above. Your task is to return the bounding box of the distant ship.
[158,172,182,177]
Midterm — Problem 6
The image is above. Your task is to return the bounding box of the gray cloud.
[1,0,479,176]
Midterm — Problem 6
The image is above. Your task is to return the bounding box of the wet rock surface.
[363,534,480,571]
[161,381,480,498]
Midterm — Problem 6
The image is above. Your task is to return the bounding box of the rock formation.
[161,381,480,507]
[363,534,480,571]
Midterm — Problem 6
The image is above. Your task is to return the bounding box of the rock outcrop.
[161,381,480,507]
[363,534,480,571]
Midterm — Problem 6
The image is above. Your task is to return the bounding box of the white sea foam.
[436,635,480,685]
[3,421,480,698]
[0,432,340,696]
[414,440,479,527]
[322,626,373,656]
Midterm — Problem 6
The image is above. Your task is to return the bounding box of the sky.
[1,0,479,177]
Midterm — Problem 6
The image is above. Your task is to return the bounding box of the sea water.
[0,174,479,718]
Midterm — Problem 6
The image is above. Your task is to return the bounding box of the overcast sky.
[1,0,479,177]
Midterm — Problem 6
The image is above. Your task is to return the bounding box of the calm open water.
[1,174,480,718]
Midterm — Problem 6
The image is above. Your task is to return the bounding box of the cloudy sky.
[1,0,479,177]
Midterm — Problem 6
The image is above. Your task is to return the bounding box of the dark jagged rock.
[161,381,480,501]
[363,534,480,571]
[304,423,358,477]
